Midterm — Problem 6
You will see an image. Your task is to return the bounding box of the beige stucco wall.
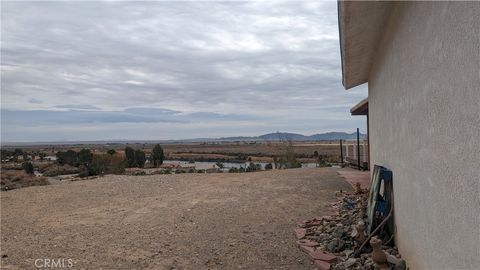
[368,2,480,269]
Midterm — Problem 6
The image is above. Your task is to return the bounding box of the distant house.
[338,2,479,269]
[44,155,57,161]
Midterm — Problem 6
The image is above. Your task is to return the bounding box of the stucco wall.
[368,2,480,269]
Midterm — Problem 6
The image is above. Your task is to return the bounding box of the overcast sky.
[1,1,367,142]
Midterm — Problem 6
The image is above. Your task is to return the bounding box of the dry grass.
[1,170,49,191]
[40,163,80,176]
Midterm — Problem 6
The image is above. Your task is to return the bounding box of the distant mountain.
[1,132,366,146]
[220,131,366,141]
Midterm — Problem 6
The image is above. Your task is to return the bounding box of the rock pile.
[294,188,406,270]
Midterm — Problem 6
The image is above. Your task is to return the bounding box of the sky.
[1,1,367,142]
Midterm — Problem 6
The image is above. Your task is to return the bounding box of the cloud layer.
[1,1,367,142]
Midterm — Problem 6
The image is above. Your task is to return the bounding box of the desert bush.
[265,163,273,170]
[317,155,332,167]
[133,171,146,176]
[42,164,80,177]
[277,141,301,169]
[1,170,49,191]
[246,162,261,172]
[229,167,239,173]
[22,162,34,174]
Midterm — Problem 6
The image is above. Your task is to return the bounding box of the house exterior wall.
[368,2,480,269]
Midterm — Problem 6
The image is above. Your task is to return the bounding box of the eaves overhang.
[338,1,393,89]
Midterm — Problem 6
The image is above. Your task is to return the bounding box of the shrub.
[317,155,331,167]
[22,162,34,174]
[265,163,273,170]
[1,170,49,191]
[246,162,261,172]
[278,141,301,169]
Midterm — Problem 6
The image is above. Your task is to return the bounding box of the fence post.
[340,139,344,167]
[357,128,361,170]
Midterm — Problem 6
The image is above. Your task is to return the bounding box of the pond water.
[163,160,318,170]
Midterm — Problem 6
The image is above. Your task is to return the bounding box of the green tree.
[313,151,319,158]
[151,144,165,167]
[125,146,136,167]
[13,148,23,162]
[78,149,93,166]
[1,150,14,161]
[22,161,34,174]
[56,150,78,166]
[107,149,116,156]
[135,149,146,168]
[89,154,109,176]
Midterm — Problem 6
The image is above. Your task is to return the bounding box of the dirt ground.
[1,168,351,270]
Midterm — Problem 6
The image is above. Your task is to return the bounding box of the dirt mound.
[1,170,49,191]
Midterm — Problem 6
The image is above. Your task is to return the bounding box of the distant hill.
[1,131,366,146]
[220,131,366,141]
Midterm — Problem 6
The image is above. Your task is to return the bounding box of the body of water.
[163,160,318,170]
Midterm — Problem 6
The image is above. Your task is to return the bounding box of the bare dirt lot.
[1,168,351,270]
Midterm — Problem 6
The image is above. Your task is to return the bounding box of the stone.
[344,258,357,268]
[337,239,346,251]
[386,254,398,264]
[314,260,331,270]
[305,219,323,227]
[308,250,337,263]
[327,241,337,251]
[299,244,315,254]
[394,259,406,270]
[344,249,354,257]
[297,239,319,247]
[294,228,306,239]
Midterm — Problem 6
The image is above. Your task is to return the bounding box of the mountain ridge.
[220,131,366,141]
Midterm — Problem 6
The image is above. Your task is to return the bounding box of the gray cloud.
[1,1,367,142]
